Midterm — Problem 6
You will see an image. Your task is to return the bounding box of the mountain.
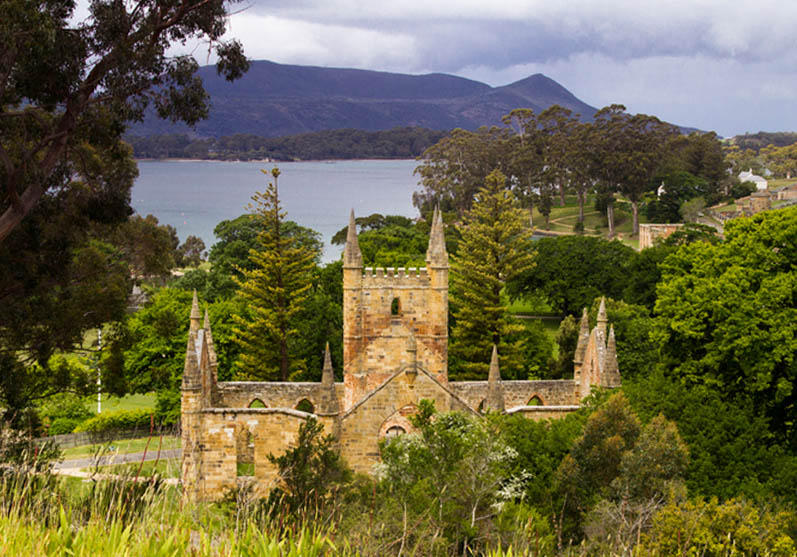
[131,60,599,138]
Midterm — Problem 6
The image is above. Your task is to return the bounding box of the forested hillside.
[129,60,599,138]
[126,127,447,160]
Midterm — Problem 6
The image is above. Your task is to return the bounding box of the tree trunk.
[631,200,639,236]
[578,191,585,224]
[559,183,566,206]
[607,202,615,238]
[528,205,534,228]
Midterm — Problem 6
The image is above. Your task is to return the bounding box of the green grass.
[98,458,181,478]
[62,435,180,460]
[84,392,156,415]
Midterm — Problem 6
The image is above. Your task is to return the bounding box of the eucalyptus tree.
[0,0,249,243]
[414,126,512,218]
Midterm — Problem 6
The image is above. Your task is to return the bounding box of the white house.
[738,169,768,191]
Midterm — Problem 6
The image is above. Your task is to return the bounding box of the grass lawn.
[768,178,795,189]
[83,392,157,415]
[97,458,181,478]
[62,435,180,460]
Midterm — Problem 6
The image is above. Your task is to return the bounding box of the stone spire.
[189,290,202,333]
[319,342,340,414]
[426,205,447,265]
[604,325,619,384]
[203,308,218,375]
[321,342,334,387]
[486,345,504,412]
[597,296,608,335]
[574,308,590,366]
[181,330,200,390]
[343,209,362,267]
[203,307,211,331]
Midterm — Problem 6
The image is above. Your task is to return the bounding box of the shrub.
[74,409,154,435]
[48,417,85,435]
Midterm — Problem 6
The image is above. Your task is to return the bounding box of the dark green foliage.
[266,417,351,520]
[507,236,636,316]
[654,207,797,447]
[112,215,178,278]
[232,170,318,381]
[450,170,535,379]
[734,131,797,152]
[621,244,674,311]
[0,0,248,241]
[127,127,447,161]
[623,371,797,503]
[520,320,556,379]
[645,171,709,223]
[552,315,579,379]
[176,235,206,267]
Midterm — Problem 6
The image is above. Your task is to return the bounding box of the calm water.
[132,159,420,261]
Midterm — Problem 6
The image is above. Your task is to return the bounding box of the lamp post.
[97,328,102,414]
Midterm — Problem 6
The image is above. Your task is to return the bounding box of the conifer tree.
[450,169,535,379]
[232,168,316,381]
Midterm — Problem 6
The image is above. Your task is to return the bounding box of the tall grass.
[0,462,349,556]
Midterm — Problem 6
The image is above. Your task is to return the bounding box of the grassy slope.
[62,436,181,459]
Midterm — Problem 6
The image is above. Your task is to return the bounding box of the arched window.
[295,398,315,413]
[478,399,486,414]
[385,425,406,438]
[528,396,543,406]
[391,297,402,315]
[248,398,266,409]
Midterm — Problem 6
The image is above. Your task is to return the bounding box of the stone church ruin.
[181,209,620,500]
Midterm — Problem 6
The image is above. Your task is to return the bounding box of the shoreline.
[135,157,417,163]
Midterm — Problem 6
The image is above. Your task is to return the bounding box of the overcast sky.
[76,1,796,137]
[211,0,796,138]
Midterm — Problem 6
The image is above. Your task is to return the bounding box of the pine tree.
[232,168,316,381]
[450,169,535,379]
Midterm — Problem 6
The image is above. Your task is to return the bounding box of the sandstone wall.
[450,380,577,409]
[338,369,473,474]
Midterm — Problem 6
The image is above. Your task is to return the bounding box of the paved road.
[54,448,182,471]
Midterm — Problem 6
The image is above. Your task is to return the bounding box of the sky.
[80,1,797,138]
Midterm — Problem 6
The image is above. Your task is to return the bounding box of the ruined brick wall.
[217,382,336,413]
[338,369,472,474]
[639,223,683,250]
[450,380,578,409]
[186,408,328,500]
[505,405,581,421]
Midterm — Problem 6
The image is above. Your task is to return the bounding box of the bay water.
[131,159,420,261]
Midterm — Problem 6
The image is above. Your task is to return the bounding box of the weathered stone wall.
[639,223,683,250]
[450,380,577,409]
[338,369,474,474]
[343,265,448,410]
[217,382,335,412]
[190,408,320,500]
[505,405,582,421]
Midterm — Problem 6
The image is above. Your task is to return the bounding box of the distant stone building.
[639,223,684,250]
[774,183,797,201]
[736,190,772,215]
[181,210,621,500]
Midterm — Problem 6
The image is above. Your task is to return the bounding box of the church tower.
[342,209,449,410]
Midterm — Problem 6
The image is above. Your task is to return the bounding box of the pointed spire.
[181,330,200,390]
[203,308,211,331]
[574,308,590,365]
[597,296,608,334]
[343,209,362,267]
[486,345,504,412]
[322,342,334,386]
[426,205,448,265]
[189,290,201,333]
